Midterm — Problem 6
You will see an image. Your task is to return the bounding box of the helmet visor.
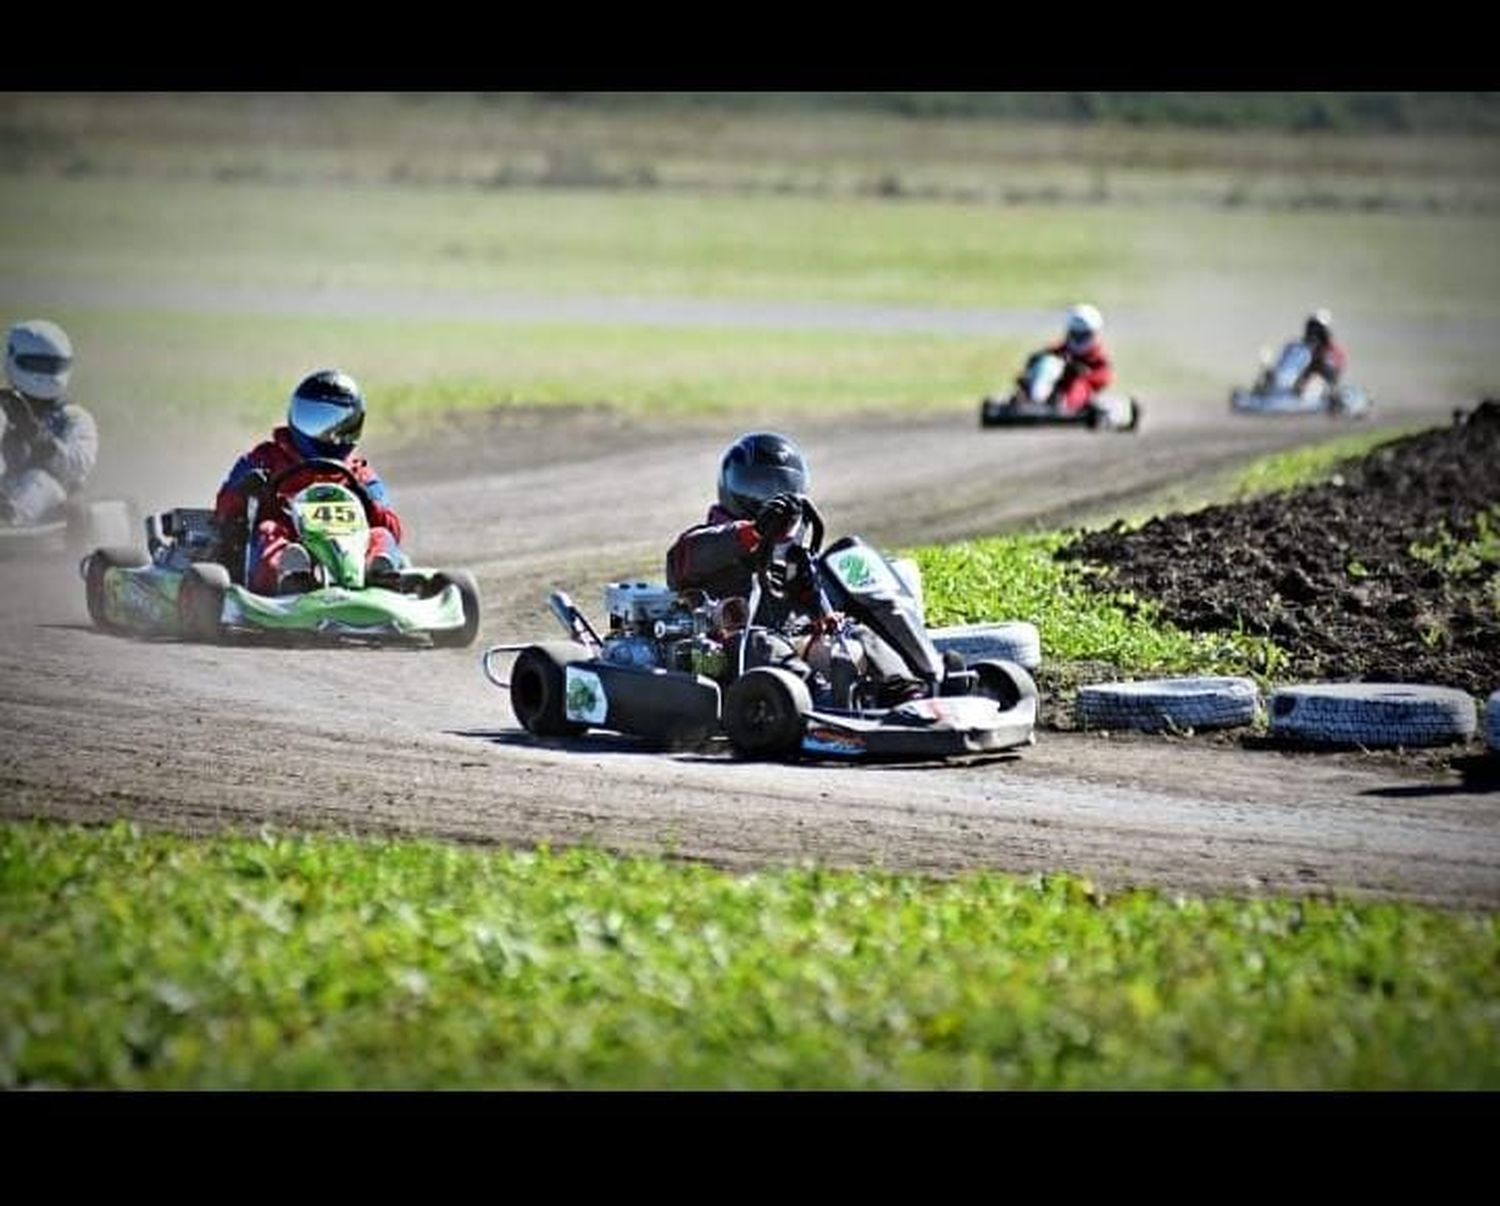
[291,396,364,447]
[13,352,72,375]
[722,461,809,516]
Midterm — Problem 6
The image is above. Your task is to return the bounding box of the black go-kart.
[483,499,1038,761]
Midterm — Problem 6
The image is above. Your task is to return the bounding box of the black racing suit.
[665,504,921,698]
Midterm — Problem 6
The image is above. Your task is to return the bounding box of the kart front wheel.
[431,569,482,649]
[510,643,589,737]
[179,562,230,643]
[83,545,148,634]
[972,659,1039,711]
[724,667,811,761]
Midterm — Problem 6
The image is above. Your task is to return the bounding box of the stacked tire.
[1075,677,1260,733]
[1267,683,1477,749]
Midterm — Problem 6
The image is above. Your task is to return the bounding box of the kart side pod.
[496,641,722,746]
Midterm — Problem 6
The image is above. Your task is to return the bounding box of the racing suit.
[1300,337,1348,389]
[214,425,404,594]
[1044,338,1113,414]
[0,388,99,524]
[666,504,923,699]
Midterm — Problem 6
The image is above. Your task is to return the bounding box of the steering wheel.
[752,495,825,602]
[255,458,381,527]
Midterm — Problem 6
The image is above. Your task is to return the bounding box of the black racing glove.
[754,492,802,543]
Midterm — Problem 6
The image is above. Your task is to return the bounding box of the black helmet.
[288,369,366,455]
[717,431,810,519]
[1304,309,1333,346]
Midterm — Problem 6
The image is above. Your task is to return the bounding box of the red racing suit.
[213,426,404,593]
[1302,338,1348,388]
[1044,337,1113,414]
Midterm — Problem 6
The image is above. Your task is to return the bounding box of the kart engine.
[598,581,741,679]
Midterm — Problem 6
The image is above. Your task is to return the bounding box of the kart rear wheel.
[431,569,482,649]
[972,659,1039,711]
[83,545,148,634]
[724,667,811,761]
[179,562,230,643]
[510,643,589,737]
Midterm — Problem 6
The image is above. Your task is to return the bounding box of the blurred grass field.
[5,820,1496,1090]
[1,94,1497,441]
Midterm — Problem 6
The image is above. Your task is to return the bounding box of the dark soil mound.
[1060,402,1500,697]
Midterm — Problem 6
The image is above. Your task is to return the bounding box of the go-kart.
[979,352,1141,432]
[80,458,481,646]
[0,494,136,561]
[483,499,1038,761]
[1229,341,1372,418]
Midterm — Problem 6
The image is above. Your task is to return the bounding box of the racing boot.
[877,675,929,706]
[367,548,402,588]
[276,542,317,595]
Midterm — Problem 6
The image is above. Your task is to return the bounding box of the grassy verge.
[40,307,1029,434]
[908,425,1441,687]
[4,820,1496,1090]
[913,532,1286,681]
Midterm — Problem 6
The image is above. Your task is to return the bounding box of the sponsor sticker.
[830,549,899,594]
[565,666,609,724]
[802,726,865,756]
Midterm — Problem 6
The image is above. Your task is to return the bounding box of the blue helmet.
[717,431,811,519]
[288,369,365,456]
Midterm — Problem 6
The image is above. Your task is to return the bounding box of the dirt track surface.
[4,392,1499,909]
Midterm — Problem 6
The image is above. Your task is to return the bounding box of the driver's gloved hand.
[754,492,802,543]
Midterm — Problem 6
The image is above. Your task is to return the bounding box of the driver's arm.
[666,520,759,591]
[214,452,264,525]
[353,461,403,544]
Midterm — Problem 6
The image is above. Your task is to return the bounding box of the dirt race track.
[4,390,1498,909]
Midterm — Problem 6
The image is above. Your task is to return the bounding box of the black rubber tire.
[431,568,482,649]
[972,658,1039,710]
[1267,682,1476,749]
[510,643,590,737]
[179,562,230,643]
[83,545,149,634]
[723,667,811,761]
[1077,676,1260,733]
[1125,398,1143,432]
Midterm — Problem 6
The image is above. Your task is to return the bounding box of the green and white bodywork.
[82,479,480,646]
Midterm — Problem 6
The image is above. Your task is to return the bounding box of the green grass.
[4,165,1498,429]
[34,307,1031,436]
[1224,425,1418,498]
[911,531,1287,681]
[904,428,1447,684]
[0,176,1136,308]
[4,820,1496,1090]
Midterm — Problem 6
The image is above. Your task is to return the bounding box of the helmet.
[1064,303,1103,353]
[6,319,73,403]
[288,369,366,456]
[1304,309,1333,345]
[717,431,811,520]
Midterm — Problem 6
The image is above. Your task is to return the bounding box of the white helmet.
[6,320,74,403]
[1064,304,1103,352]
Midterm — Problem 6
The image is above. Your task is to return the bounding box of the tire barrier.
[1076,676,1260,733]
[929,621,1042,671]
[1268,683,1477,749]
[1485,689,1500,753]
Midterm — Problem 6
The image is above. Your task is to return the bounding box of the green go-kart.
[80,459,481,646]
